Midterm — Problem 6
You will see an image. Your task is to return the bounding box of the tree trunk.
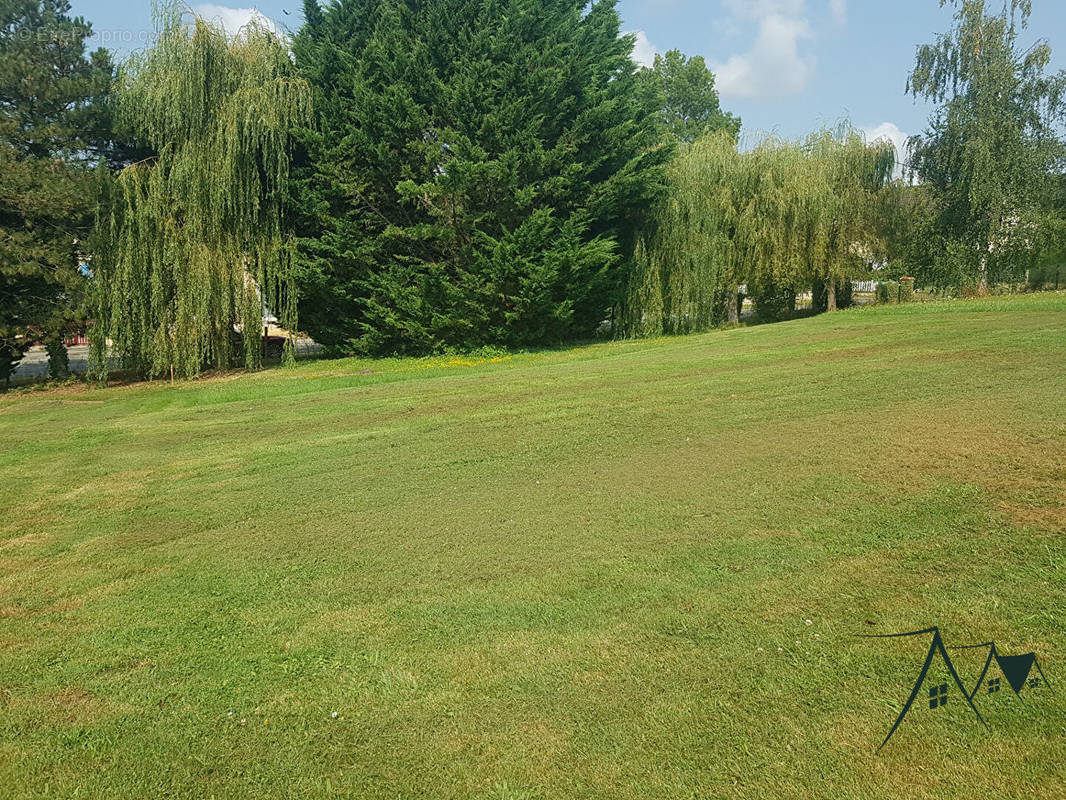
[811,279,825,312]
[827,282,837,312]
[978,254,989,294]
[728,288,740,324]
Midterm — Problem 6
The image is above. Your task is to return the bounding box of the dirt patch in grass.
[1,687,119,728]
[994,501,1066,533]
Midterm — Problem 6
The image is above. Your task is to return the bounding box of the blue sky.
[71,0,1066,160]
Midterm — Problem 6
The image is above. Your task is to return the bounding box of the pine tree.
[0,0,115,387]
[293,0,669,354]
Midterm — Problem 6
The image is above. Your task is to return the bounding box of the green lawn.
[1,294,1064,799]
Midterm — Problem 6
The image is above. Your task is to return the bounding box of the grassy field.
[1,294,1064,799]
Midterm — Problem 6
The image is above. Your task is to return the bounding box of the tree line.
[621,127,897,336]
[2,0,1064,384]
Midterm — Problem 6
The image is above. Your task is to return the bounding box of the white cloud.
[722,0,805,18]
[710,1,848,100]
[862,121,909,177]
[628,30,659,69]
[192,4,281,38]
[713,12,814,99]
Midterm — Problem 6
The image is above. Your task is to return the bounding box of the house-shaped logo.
[952,641,1052,701]
[861,626,986,751]
[860,626,1052,751]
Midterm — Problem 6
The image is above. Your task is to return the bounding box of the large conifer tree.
[0,0,115,386]
[293,0,668,354]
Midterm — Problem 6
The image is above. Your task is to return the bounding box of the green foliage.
[1027,261,1064,289]
[0,0,115,385]
[748,280,796,322]
[899,277,915,303]
[0,0,114,160]
[292,0,669,354]
[812,278,853,313]
[624,125,894,335]
[45,336,70,379]
[876,182,942,283]
[907,0,1066,290]
[641,49,740,143]
[805,128,895,306]
[0,337,23,388]
[622,131,736,336]
[90,6,312,380]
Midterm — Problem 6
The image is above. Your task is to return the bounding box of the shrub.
[1027,263,1064,290]
[899,277,915,303]
[837,280,854,309]
[749,282,796,321]
[876,281,900,304]
[46,338,71,380]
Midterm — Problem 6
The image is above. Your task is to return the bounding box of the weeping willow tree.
[89,7,312,380]
[741,135,826,317]
[623,125,894,335]
[804,128,896,310]
[624,130,738,336]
